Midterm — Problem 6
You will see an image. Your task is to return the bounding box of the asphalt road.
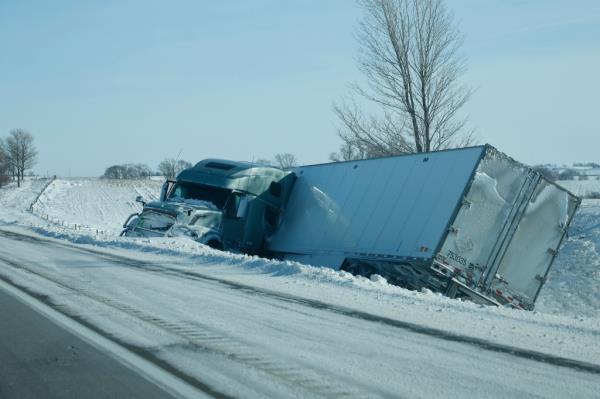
[0,286,177,399]
[1,227,599,398]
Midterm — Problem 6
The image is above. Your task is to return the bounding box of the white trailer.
[266,145,580,309]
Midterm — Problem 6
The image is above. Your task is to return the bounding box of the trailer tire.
[340,259,377,278]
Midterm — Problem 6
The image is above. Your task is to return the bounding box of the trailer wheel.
[340,259,377,278]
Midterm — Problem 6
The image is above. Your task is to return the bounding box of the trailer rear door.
[489,179,580,307]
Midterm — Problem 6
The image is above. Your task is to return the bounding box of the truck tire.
[207,239,223,250]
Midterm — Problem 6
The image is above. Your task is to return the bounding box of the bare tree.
[102,165,127,179]
[329,141,370,162]
[158,158,192,180]
[6,129,37,187]
[333,0,474,159]
[0,139,10,186]
[274,153,298,169]
[126,163,153,179]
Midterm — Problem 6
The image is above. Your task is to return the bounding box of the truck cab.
[122,159,295,254]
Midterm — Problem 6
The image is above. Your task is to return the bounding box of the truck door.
[222,192,249,251]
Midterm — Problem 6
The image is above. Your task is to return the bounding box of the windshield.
[167,181,231,209]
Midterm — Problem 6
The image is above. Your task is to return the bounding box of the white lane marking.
[0,278,212,399]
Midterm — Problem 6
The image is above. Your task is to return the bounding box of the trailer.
[265,145,580,309]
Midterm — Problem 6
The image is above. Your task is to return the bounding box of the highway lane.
[0,285,183,399]
[1,228,600,398]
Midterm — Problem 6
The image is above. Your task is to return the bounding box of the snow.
[0,177,599,397]
[557,179,600,197]
[2,177,599,319]
[168,197,218,210]
[0,178,51,221]
[32,178,163,234]
[536,199,600,317]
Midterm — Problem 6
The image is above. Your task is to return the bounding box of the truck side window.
[172,185,185,198]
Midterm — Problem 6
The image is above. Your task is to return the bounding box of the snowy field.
[0,177,599,397]
[557,178,600,198]
[33,178,163,234]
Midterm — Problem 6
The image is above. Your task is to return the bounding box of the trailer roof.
[300,145,489,169]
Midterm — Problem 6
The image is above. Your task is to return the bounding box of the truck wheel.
[207,239,223,250]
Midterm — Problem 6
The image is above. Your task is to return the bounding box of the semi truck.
[121,159,295,254]
[122,145,580,310]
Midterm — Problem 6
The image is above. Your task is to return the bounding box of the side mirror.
[160,180,176,202]
[135,195,146,206]
[225,193,249,219]
[236,196,249,219]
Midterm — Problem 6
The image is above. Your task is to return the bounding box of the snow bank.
[0,178,52,223]
[536,200,600,317]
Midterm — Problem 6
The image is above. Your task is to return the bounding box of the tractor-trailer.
[265,145,580,309]
[123,145,580,310]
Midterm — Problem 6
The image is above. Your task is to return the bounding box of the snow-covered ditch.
[1,177,598,318]
[1,177,599,365]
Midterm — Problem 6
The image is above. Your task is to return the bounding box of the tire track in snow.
[0,249,371,398]
[2,228,600,377]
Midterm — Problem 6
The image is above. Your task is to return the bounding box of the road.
[0,227,599,398]
[0,285,188,399]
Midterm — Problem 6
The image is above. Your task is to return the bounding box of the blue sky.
[1,1,599,176]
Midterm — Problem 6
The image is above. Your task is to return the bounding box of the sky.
[0,0,599,177]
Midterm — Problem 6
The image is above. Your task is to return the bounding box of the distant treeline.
[102,164,156,180]
[534,166,600,182]
[102,159,192,180]
[573,162,600,168]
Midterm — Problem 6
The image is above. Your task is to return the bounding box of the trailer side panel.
[267,147,485,268]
